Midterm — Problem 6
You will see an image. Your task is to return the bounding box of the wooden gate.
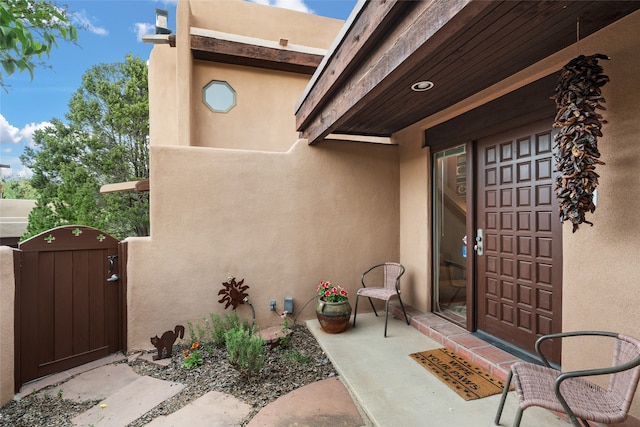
[14,226,126,389]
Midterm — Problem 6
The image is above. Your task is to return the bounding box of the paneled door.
[475,120,562,363]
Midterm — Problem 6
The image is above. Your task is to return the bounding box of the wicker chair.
[495,331,640,427]
[351,262,409,337]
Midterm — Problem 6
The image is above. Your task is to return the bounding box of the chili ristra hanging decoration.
[551,53,609,232]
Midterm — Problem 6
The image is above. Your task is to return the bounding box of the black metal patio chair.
[352,262,409,337]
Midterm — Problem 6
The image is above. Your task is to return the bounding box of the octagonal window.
[203,80,236,113]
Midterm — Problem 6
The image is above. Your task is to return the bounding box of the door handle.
[474,229,483,256]
[107,254,119,282]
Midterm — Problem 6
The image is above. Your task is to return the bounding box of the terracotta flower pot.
[316,298,352,333]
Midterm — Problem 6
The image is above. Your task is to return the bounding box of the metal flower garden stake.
[552,53,609,232]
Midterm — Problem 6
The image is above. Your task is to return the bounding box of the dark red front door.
[475,120,563,363]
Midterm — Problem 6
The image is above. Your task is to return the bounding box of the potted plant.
[315,280,351,333]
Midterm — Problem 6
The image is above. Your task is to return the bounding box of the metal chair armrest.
[361,263,386,288]
[535,331,618,368]
[556,353,640,384]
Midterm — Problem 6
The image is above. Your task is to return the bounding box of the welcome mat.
[409,348,505,401]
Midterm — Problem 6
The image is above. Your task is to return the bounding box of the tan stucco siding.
[0,246,15,406]
[192,62,312,151]
[187,0,344,49]
[127,140,400,350]
[396,134,431,313]
[148,45,178,147]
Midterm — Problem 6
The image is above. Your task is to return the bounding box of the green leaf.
[69,25,78,41]
[1,59,15,75]
[0,25,12,37]
[0,0,78,85]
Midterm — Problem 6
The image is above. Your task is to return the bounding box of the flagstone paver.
[46,363,140,402]
[71,376,184,427]
[146,390,252,427]
[247,377,365,427]
[17,353,126,399]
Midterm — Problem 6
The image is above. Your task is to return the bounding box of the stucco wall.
[150,0,345,152]
[192,62,312,151]
[396,134,430,312]
[187,0,344,47]
[148,45,178,148]
[0,246,15,405]
[127,140,400,350]
[134,0,387,350]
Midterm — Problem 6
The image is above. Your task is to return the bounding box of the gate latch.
[107,254,119,282]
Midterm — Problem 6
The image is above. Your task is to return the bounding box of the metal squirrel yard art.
[552,53,609,232]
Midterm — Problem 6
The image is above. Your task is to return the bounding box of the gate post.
[0,246,16,405]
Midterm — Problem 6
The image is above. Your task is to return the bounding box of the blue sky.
[0,0,356,179]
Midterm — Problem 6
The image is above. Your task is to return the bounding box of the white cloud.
[134,22,155,41]
[247,0,314,14]
[0,115,21,146]
[71,10,109,36]
[0,115,50,179]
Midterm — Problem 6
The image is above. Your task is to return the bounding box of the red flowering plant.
[316,280,349,303]
[181,341,204,369]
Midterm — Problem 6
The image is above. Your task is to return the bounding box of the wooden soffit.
[295,0,640,145]
[190,28,326,75]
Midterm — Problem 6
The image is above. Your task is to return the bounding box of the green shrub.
[225,325,264,377]
[210,312,250,347]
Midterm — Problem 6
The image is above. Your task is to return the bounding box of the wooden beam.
[295,0,407,130]
[135,180,150,193]
[191,34,324,75]
[296,0,497,145]
[325,134,393,144]
[100,180,149,194]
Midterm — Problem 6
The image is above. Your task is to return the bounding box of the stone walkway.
[17,351,365,427]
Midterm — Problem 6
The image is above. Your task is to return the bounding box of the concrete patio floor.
[308,311,570,427]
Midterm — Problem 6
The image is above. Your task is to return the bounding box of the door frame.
[425,74,560,347]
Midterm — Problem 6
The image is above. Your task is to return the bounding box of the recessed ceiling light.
[411,81,434,92]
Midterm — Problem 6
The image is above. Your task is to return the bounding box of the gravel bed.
[0,324,337,427]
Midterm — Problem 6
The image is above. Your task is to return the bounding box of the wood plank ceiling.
[295,0,640,145]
